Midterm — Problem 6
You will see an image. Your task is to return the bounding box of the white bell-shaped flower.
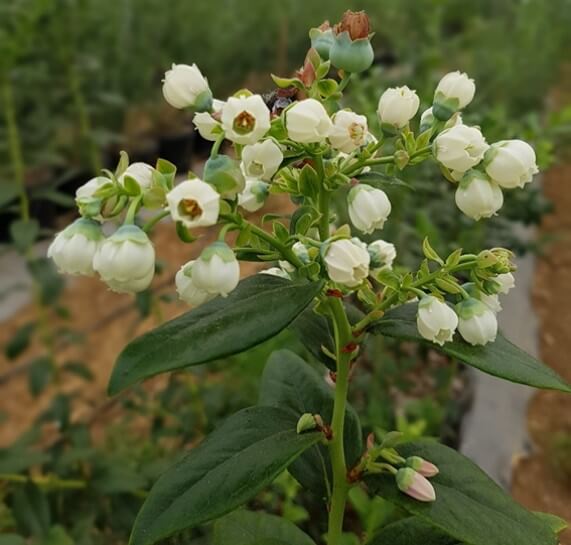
[93,225,155,293]
[192,241,240,296]
[416,295,458,346]
[162,63,211,110]
[348,184,392,234]
[221,94,271,145]
[484,140,538,189]
[377,86,420,129]
[434,71,476,109]
[47,218,103,276]
[166,179,220,228]
[456,298,498,346]
[433,124,489,173]
[193,112,222,142]
[494,272,516,294]
[241,139,283,180]
[175,261,214,306]
[328,110,368,153]
[323,238,370,287]
[368,239,396,270]
[455,171,503,220]
[238,179,269,212]
[285,99,333,144]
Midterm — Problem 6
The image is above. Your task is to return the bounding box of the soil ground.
[511,160,571,544]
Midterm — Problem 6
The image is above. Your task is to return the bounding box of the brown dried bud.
[335,10,370,41]
[318,20,331,31]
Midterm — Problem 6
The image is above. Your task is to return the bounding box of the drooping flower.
[175,261,214,306]
[484,140,538,189]
[416,295,458,346]
[348,184,392,234]
[368,240,396,270]
[323,238,370,287]
[494,272,516,294]
[93,225,155,293]
[203,155,245,198]
[192,242,240,296]
[166,179,220,228]
[455,171,504,220]
[285,99,333,144]
[238,179,270,212]
[47,218,103,276]
[456,297,498,346]
[433,124,489,173]
[433,70,476,120]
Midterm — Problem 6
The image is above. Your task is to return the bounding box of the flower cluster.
[48,9,535,356]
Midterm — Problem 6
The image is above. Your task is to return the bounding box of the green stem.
[124,195,143,225]
[315,155,330,240]
[337,73,352,93]
[2,77,29,221]
[326,297,353,545]
[142,209,170,233]
[210,134,225,158]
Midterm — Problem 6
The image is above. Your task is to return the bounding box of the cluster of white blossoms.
[47,14,535,354]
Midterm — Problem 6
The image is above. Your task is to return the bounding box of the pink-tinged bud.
[366,432,375,450]
[406,456,439,477]
[396,468,436,502]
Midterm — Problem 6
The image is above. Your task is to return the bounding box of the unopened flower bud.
[192,242,240,297]
[368,240,396,270]
[484,140,538,189]
[330,11,374,73]
[433,125,489,174]
[204,155,245,199]
[118,162,155,191]
[328,110,368,153]
[75,176,116,220]
[47,218,103,276]
[93,225,155,293]
[396,468,436,502]
[348,184,392,234]
[296,413,318,434]
[493,272,515,294]
[162,63,212,111]
[433,71,475,120]
[238,179,269,212]
[286,99,333,144]
[456,298,498,346]
[417,295,458,346]
[309,22,335,60]
[175,261,214,307]
[241,139,283,180]
[406,456,439,477]
[323,238,370,287]
[377,86,420,129]
[166,179,220,228]
[221,94,271,145]
[455,171,503,220]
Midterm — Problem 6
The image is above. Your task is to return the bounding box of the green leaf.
[0,536,26,545]
[213,510,316,545]
[28,357,54,397]
[534,512,568,534]
[122,175,141,196]
[108,276,323,394]
[0,447,50,473]
[12,482,51,538]
[130,407,322,545]
[5,321,36,360]
[371,302,571,393]
[10,219,39,253]
[356,172,412,189]
[366,440,558,545]
[27,258,64,306]
[367,517,461,545]
[259,350,362,496]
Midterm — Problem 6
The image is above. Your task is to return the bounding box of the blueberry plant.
[47,11,570,545]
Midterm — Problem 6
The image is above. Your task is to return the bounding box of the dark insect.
[263,87,298,116]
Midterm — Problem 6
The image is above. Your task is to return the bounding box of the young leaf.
[259,350,362,496]
[10,219,39,253]
[371,302,571,393]
[5,322,36,360]
[108,276,323,394]
[213,510,316,545]
[366,440,558,545]
[130,407,322,545]
[367,517,461,545]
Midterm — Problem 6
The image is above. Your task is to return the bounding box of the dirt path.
[511,160,571,544]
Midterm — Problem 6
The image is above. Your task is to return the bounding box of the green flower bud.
[203,155,245,199]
